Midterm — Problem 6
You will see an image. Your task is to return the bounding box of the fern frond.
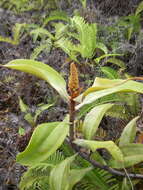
[30,28,54,41]
[54,22,68,39]
[43,10,70,27]
[44,150,65,165]
[106,104,130,120]
[30,38,52,60]
[71,16,97,58]
[19,163,53,190]
[55,37,78,61]
[13,23,26,45]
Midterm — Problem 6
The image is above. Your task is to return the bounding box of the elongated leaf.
[4,59,69,102]
[49,155,76,190]
[69,167,92,190]
[16,122,69,166]
[76,78,143,110]
[109,155,143,169]
[74,139,124,163]
[119,116,139,146]
[83,103,113,140]
[120,143,143,156]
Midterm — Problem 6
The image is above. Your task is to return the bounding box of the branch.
[70,141,143,179]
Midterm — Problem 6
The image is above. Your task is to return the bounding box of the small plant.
[3,59,143,189]
[0,23,26,45]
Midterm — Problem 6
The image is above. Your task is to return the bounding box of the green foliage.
[16,121,69,166]
[0,23,25,45]
[43,10,70,27]
[55,16,98,61]
[0,0,44,13]
[74,139,124,163]
[76,77,143,109]
[4,59,69,102]
[4,54,143,188]
[119,116,139,146]
[83,103,113,139]
[79,0,87,9]
[19,97,53,127]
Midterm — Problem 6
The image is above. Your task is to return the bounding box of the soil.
[0,0,143,189]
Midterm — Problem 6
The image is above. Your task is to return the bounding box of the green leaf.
[18,127,26,136]
[16,121,69,166]
[19,97,29,112]
[83,103,113,139]
[76,78,143,110]
[91,151,107,165]
[69,167,92,190]
[4,59,69,102]
[101,67,119,79]
[109,155,143,169]
[119,116,139,146]
[120,143,143,156]
[135,1,143,15]
[74,139,124,163]
[49,155,76,190]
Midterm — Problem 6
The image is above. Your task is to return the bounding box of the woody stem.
[69,98,75,142]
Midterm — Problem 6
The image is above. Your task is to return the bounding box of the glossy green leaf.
[119,116,139,146]
[83,103,113,139]
[74,139,124,163]
[120,143,143,156]
[4,59,69,102]
[49,155,76,190]
[16,122,69,166]
[76,78,143,110]
[109,155,143,169]
[69,167,92,190]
